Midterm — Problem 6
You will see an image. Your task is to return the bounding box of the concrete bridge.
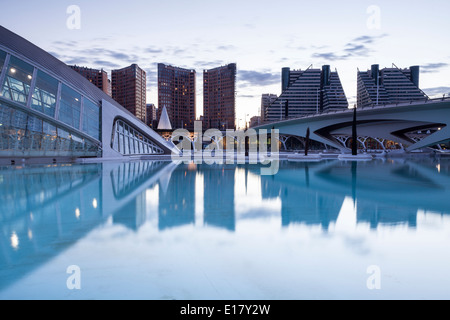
[255,98,450,152]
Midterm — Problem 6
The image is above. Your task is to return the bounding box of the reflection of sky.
[1,159,450,299]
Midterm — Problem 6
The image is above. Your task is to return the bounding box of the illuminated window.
[1,56,34,105]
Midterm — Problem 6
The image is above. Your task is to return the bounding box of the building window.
[0,50,6,72]
[59,84,81,130]
[112,119,164,155]
[1,56,34,105]
[31,70,59,117]
[82,97,101,141]
[0,101,100,157]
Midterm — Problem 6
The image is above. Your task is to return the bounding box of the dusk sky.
[1,0,449,127]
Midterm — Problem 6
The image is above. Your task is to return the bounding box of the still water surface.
[1,158,450,300]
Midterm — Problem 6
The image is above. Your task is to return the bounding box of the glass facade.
[0,50,102,158]
[0,102,99,157]
[2,55,34,105]
[59,84,81,130]
[0,50,6,71]
[112,119,164,155]
[31,70,58,117]
[82,97,100,140]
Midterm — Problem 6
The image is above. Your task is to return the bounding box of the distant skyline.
[1,0,449,127]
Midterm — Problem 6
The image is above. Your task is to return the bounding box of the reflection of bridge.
[258,159,450,230]
[255,99,450,152]
[2,159,450,293]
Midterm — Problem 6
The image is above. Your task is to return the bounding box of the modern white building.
[0,26,175,164]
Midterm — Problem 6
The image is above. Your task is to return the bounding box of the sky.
[1,0,449,128]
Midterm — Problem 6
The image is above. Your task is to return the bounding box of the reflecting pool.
[1,158,450,300]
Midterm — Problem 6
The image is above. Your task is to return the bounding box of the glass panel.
[0,103,12,127]
[43,122,57,136]
[129,138,135,154]
[113,132,118,151]
[27,116,43,133]
[59,84,81,129]
[0,50,6,74]
[13,108,28,130]
[58,128,70,140]
[111,119,164,155]
[0,102,99,156]
[124,135,129,155]
[31,70,58,117]
[1,55,34,105]
[82,97,100,140]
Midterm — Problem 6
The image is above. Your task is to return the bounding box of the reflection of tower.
[357,201,417,229]
[158,167,196,230]
[203,165,236,231]
[280,189,343,230]
[113,192,147,231]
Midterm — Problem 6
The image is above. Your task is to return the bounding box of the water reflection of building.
[0,163,103,291]
[260,160,450,230]
[110,161,172,230]
[202,165,236,231]
[260,162,343,230]
[158,166,196,230]
[0,160,181,291]
[356,202,418,229]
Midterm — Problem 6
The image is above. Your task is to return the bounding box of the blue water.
[1,158,450,300]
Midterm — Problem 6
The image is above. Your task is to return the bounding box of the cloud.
[48,51,61,59]
[92,60,121,69]
[312,34,388,61]
[421,63,449,73]
[195,60,226,69]
[312,52,346,61]
[217,45,236,51]
[423,86,450,97]
[145,47,163,54]
[238,94,258,99]
[65,58,90,65]
[238,70,279,87]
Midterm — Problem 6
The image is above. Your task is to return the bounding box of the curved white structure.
[0,26,176,163]
[256,99,450,152]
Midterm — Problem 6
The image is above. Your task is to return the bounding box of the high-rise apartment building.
[266,65,348,122]
[146,103,157,128]
[157,63,196,131]
[111,64,147,122]
[261,94,278,123]
[69,65,111,96]
[203,63,236,130]
[357,64,428,109]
